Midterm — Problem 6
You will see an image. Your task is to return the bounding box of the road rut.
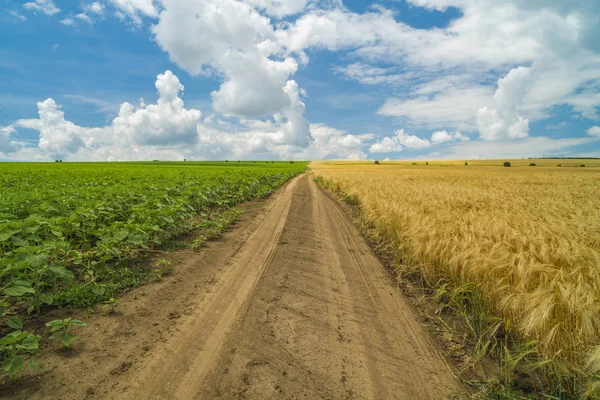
[136,173,462,399]
[5,173,463,399]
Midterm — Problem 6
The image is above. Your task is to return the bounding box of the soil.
[1,174,466,399]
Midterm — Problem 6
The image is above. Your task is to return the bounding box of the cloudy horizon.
[1,0,599,161]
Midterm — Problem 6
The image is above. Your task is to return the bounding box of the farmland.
[0,161,305,378]
[0,161,306,309]
[311,159,600,397]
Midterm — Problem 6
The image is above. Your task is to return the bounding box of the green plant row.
[0,162,305,315]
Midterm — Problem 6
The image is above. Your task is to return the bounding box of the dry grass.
[311,159,600,397]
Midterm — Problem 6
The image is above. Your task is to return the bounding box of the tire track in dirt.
[127,176,300,400]
[195,174,463,399]
[4,174,464,399]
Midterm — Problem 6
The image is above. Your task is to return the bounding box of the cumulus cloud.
[152,0,303,120]
[112,70,201,145]
[431,130,470,144]
[23,0,60,15]
[212,54,298,118]
[476,67,532,141]
[16,99,94,157]
[4,71,363,161]
[13,71,200,158]
[300,123,370,160]
[369,129,431,153]
[587,126,600,138]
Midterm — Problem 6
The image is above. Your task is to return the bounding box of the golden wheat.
[311,160,600,396]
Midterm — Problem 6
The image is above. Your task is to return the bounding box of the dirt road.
[5,174,463,399]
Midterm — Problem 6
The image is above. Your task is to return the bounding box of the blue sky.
[1,0,599,161]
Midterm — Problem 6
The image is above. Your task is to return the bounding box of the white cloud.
[333,63,405,85]
[16,99,91,156]
[241,0,311,18]
[152,0,297,118]
[587,126,600,138]
[59,18,75,26]
[8,11,27,21]
[379,85,493,130]
[369,129,431,153]
[546,121,567,130]
[108,0,157,25]
[5,71,358,161]
[301,123,370,160]
[0,126,22,154]
[211,54,298,118]
[75,13,93,23]
[283,1,600,139]
[111,70,201,145]
[0,126,15,136]
[476,66,532,141]
[14,71,200,158]
[422,136,597,160]
[86,2,105,15]
[431,130,470,144]
[23,0,60,15]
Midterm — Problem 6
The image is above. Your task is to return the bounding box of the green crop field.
[0,161,306,317]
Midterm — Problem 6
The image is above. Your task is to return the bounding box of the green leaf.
[0,232,12,242]
[7,316,23,330]
[0,304,5,317]
[60,332,76,348]
[39,293,54,305]
[91,285,106,295]
[4,283,35,297]
[47,265,74,282]
[114,229,128,242]
[25,253,48,269]
[17,334,39,351]
[4,356,25,379]
[70,320,87,327]
[45,319,65,332]
[29,360,41,370]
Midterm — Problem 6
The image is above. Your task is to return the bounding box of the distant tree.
[465,161,468,166]
[374,160,380,165]
[425,161,429,165]
[504,161,511,167]
[580,164,585,167]
[183,159,187,162]
[290,161,294,164]
[411,162,417,165]
[55,160,59,163]
[225,160,228,162]
[530,163,536,166]
[557,164,562,167]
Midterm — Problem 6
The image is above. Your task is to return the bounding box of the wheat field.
[311,160,600,396]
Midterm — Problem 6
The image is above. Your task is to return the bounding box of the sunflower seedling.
[0,317,40,381]
[153,259,173,279]
[46,318,87,349]
[103,297,120,314]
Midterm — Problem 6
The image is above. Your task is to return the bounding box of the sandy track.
[3,174,463,399]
